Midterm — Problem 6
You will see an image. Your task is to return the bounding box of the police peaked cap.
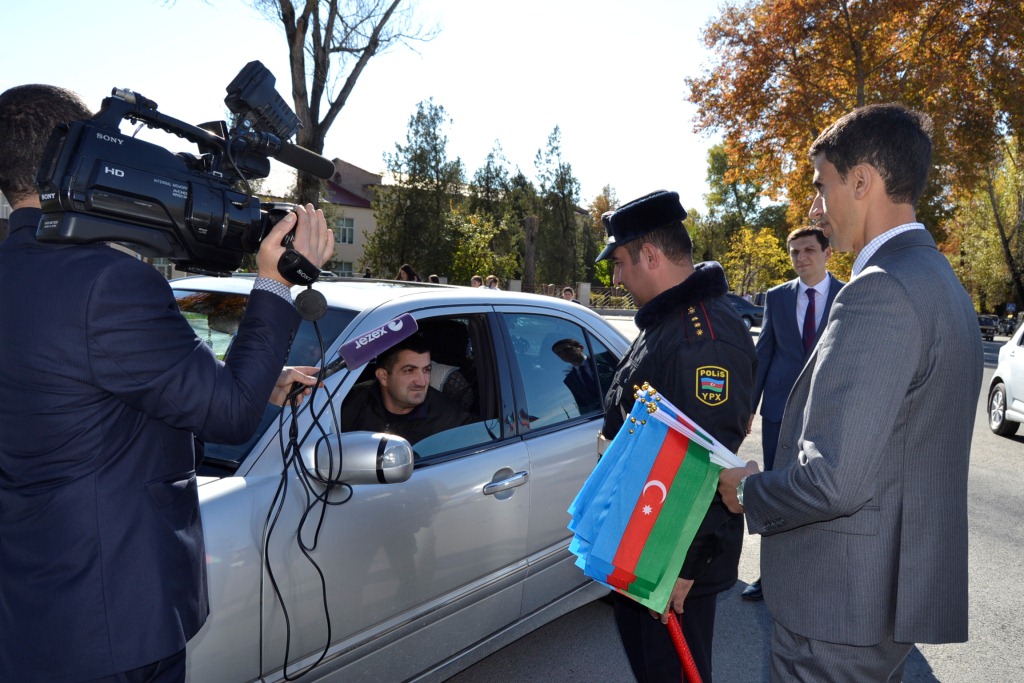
[596,190,688,262]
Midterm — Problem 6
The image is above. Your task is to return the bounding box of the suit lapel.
[782,279,802,342]
[812,274,843,346]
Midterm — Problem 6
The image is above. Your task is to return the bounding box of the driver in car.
[342,334,473,444]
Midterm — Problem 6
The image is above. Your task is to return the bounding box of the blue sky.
[2,0,724,210]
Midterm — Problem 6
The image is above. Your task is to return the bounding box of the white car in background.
[989,323,1024,437]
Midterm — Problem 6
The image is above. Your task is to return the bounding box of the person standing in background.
[741,225,843,602]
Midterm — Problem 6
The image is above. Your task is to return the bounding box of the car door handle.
[482,470,529,495]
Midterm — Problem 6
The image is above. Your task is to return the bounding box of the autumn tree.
[686,0,1024,230]
[363,99,464,278]
[249,0,433,206]
[948,138,1024,311]
[534,127,585,286]
[722,227,790,295]
[588,185,618,286]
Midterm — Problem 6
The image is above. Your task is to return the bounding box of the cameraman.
[0,85,332,683]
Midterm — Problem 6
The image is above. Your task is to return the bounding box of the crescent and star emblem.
[642,480,667,504]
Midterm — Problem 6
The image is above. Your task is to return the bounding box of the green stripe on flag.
[626,441,721,612]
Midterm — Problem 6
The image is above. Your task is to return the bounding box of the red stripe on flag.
[604,428,690,588]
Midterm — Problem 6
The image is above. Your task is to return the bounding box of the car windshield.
[173,288,359,469]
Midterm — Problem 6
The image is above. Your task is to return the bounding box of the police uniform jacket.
[603,261,757,598]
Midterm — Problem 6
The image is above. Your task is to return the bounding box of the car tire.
[741,316,753,330]
[989,382,1019,436]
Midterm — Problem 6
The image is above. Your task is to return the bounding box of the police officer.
[597,190,757,683]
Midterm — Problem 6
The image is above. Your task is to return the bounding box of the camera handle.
[277,248,320,287]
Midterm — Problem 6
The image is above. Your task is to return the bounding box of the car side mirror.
[299,432,414,485]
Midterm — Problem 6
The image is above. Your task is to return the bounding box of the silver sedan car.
[172,276,629,682]
[989,321,1024,437]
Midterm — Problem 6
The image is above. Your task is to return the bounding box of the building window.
[337,261,354,278]
[335,217,355,244]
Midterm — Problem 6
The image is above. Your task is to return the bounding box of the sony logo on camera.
[95,132,124,145]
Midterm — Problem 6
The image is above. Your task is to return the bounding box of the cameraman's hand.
[269,365,322,406]
[257,203,334,286]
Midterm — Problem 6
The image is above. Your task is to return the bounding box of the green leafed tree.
[467,145,527,278]
[534,127,584,286]
[722,227,791,295]
[700,143,792,261]
[447,206,518,285]
[363,99,465,278]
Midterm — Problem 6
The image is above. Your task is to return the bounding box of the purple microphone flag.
[338,313,418,369]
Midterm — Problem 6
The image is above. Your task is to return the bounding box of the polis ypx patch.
[696,366,728,406]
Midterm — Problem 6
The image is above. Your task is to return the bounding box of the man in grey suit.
[741,225,843,601]
[719,103,983,681]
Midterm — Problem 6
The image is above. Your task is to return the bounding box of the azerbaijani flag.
[567,384,741,613]
[699,376,725,394]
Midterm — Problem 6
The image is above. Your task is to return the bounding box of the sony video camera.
[34,61,335,276]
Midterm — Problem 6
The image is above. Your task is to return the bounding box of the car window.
[173,289,357,366]
[589,335,619,401]
[175,289,358,471]
[340,314,504,463]
[502,313,607,430]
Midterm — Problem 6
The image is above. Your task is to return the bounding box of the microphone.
[286,313,419,400]
[238,131,335,179]
[275,141,335,180]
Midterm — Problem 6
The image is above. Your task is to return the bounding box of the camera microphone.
[276,141,335,180]
[238,131,335,179]
[286,313,419,401]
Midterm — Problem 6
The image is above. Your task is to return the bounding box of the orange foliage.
[686,0,1024,223]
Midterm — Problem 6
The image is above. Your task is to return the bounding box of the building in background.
[321,159,381,277]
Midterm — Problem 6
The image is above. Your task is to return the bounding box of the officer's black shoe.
[741,578,763,601]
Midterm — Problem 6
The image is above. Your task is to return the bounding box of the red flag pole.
[666,614,703,683]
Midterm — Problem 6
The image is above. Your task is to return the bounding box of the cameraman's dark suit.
[0,208,299,681]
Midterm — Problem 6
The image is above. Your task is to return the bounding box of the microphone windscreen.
[338,313,419,369]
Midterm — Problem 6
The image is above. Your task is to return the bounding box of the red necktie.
[802,288,817,353]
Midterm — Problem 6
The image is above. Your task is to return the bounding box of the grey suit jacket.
[743,229,982,646]
[753,274,844,422]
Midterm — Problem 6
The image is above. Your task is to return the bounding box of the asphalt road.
[449,324,1023,683]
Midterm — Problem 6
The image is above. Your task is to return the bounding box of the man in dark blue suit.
[0,85,332,682]
[742,225,843,601]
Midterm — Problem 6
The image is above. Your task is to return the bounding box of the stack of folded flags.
[567,383,745,612]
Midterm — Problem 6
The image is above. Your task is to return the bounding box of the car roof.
[169,275,620,330]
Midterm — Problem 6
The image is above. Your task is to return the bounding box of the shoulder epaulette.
[680,302,716,342]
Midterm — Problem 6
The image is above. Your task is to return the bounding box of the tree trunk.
[294,126,327,207]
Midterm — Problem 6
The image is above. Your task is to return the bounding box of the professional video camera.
[34,61,335,276]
